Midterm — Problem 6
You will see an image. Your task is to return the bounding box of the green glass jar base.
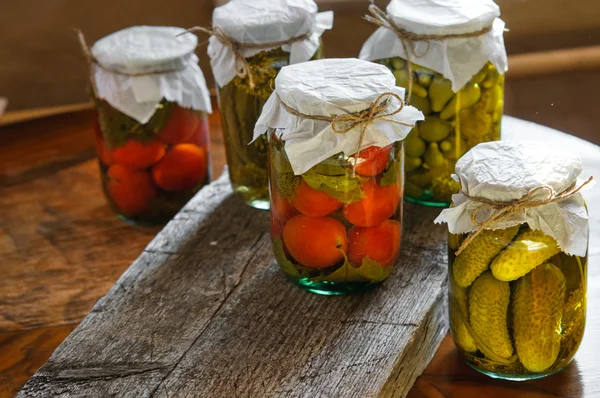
[234,185,270,210]
[466,359,573,382]
[405,192,450,208]
[289,277,381,296]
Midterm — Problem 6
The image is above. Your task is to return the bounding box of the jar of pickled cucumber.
[254,58,424,295]
[360,0,508,207]
[436,141,592,380]
[205,0,333,210]
[88,26,213,225]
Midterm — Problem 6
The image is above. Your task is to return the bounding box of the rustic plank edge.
[19,171,449,398]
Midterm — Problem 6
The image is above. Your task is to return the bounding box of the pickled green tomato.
[378,58,504,206]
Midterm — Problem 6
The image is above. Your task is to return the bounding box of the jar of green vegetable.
[360,0,508,207]
[436,141,592,380]
[204,0,333,209]
[87,26,213,225]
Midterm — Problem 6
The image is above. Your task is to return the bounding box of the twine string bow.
[183,26,311,89]
[455,175,594,256]
[278,91,415,174]
[364,3,493,103]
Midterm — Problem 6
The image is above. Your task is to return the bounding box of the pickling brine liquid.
[448,225,587,380]
[268,131,404,295]
[378,58,504,207]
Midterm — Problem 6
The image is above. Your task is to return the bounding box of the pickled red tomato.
[107,164,157,215]
[344,180,400,227]
[184,119,210,148]
[283,214,348,269]
[347,220,401,267]
[151,144,208,192]
[353,145,392,177]
[290,180,342,217]
[112,139,166,169]
[270,190,298,237]
[158,106,202,145]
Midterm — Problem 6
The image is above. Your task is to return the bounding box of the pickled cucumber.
[440,83,481,121]
[410,95,431,116]
[469,271,513,359]
[405,156,423,172]
[513,263,566,372]
[491,229,561,282]
[450,277,477,353]
[405,128,426,157]
[393,70,428,98]
[419,117,452,142]
[429,75,455,112]
[453,226,520,287]
[424,143,445,168]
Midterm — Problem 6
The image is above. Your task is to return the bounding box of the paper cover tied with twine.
[91,26,212,124]
[208,0,333,88]
[253,58,424,175]
[435,141,592,257]
[359,0,508,92]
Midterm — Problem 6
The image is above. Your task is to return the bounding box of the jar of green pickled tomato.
[436,141,592,380]
[89,26,213,225]
[254,58,424,295]
[360,0,508,206]
[205,0,333,209]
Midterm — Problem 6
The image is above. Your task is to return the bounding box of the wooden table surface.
[1,110,599,397]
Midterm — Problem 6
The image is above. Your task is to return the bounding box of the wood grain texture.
[18,172,449,397]
[0,325,77,398]
[2,113,600,397]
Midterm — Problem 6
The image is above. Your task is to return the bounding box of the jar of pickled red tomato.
[254,58,424,295]
[88,26,213,225]
[436,141,592,380]
[205,0,333,209]
[360,0,508,207]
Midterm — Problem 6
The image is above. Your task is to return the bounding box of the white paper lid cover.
[277,58,397,114]
[91,26,212,124]
[435,141,590,257]
[387,0,500,36]
[456,141,582,201]
[213,0,318,44]
[92,26,197,74]
[254,58,424,175]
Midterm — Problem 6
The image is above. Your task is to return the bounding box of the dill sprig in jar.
[436,141,593,380]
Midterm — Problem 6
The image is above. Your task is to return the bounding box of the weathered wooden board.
[19,171,449,398]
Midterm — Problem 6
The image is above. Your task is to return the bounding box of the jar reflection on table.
[268,129,404,295]
[93,100,211,225]
[378,58,504,207]
[448,225,587,380]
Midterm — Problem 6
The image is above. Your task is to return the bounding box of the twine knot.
[278,91,414,175]
[183,26,311,90]
[455,175,594,255]
[364,3,493,103]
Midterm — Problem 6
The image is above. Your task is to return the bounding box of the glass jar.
[218,47,323,210]
[447,225,587,380]
[379,58,504,206]
[208,0,332,210]
[93,100,210,225]
[268,131,404,295]
[436,140,591,381]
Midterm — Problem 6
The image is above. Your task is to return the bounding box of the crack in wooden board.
[19,171,449,398]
